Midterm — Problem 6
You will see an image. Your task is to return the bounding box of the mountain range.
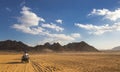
[112,46,120,50]
[0,40,99,52]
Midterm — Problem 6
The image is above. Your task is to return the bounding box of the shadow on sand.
[5,61,22,64]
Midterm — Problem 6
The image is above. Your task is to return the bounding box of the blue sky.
[0,0,120,50]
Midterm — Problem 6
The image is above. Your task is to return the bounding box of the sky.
[0,0,120,50]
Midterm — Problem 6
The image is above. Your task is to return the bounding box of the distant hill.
[0,40,99,52]
[64,41,98,52]
[0,40,29,52]
[112,46,120,50]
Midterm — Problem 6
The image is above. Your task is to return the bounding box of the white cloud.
[12,6,45,35]
[47,33,74,40]
[12,24,45,35]
[71,33,81,38]
[56,19,63,24]
[18,6,45,27]
[75,22,120,35]
[89,8,120,21]
[12,6,81,45]
[41,23,64,32]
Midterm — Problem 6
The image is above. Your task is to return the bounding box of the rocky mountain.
[0,40,29,51]
[64,41,98,52]
[0,40,99,52]
[34,42,64,52]
[112,46,120,50]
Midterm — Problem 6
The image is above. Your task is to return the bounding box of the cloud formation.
[75,8,120,35]
[12,6,45,35]
[13,24,45,35]
[38,33,80,45]
[41,23,64,32]
[56,19,63,24]
[89,8,120,21]
[71,33,81,38]
[12,6,81,45]
[75,22,120,35]
[19,6,45,26]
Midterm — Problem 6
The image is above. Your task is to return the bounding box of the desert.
[0,52,120,72]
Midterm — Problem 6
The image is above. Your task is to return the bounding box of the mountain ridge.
[0,40,99,52]
[112,46,120,50]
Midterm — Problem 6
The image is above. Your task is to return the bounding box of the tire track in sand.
[30,61,60,72]
[30,60,61,72]
[31,60,43,72]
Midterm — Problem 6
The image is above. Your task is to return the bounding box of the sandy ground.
[0,52,120,72]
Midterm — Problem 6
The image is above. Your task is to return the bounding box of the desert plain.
[0,52,120,72]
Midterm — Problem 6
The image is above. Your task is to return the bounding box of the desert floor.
[0,52,120,72]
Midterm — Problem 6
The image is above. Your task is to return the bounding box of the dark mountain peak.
[1,40,15,43]
[0,40,99,52]
[1,40,24,45]
[0,40,29,51]
[80,41,87,44]
[64,41,98,52]
[5,40,13,42]
[44,42,51,48]
[44,42,51,46]
[52,42,61,46]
